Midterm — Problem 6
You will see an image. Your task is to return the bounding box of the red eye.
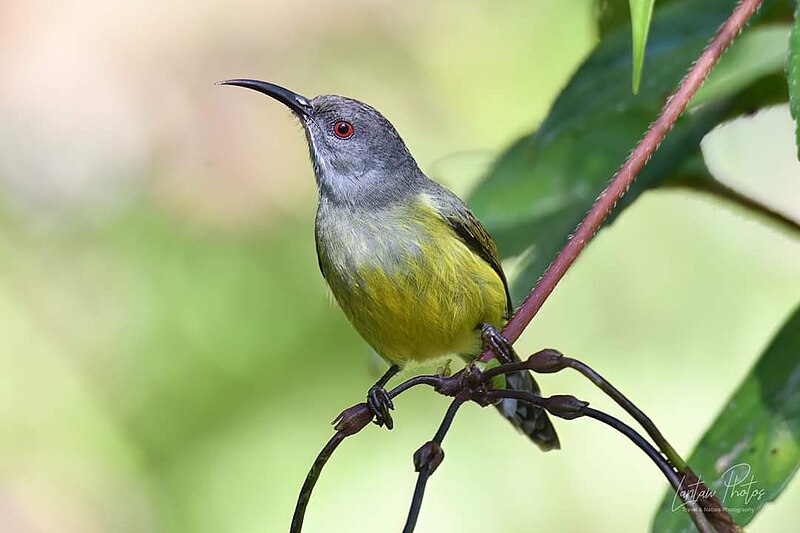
[333,120,354,139]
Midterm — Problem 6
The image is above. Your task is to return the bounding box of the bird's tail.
[494,353,560,452]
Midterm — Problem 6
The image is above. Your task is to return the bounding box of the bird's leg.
[479,323,516,364]
[367,364,400,429]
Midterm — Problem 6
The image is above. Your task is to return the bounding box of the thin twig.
[389,374,449,397]
[583,407,713,533]
[290,432,347,533]
[493,0,765,347]
[404,469,432,533]
[481,350,687,471]
[403,394,468,533]
[671,180,800,236]
[290,375,448,532]
[562,357,687,471]
[485,390,714,533]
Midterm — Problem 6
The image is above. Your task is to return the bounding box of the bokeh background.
[1,1,799,532]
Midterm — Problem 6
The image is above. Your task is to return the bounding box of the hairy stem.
[493,0,765,347]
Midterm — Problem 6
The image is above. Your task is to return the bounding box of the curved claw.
[480,323,515,363]
[367,385,395,429]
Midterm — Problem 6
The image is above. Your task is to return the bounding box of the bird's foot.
[480,323,516,363]
[366,364,400,429]
[367,383,395,429]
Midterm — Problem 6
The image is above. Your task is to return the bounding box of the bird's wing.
[431,192,514,317]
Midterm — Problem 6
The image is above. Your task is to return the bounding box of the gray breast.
[315,199,426,283]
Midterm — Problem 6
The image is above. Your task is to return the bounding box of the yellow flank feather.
[316,193,507,366]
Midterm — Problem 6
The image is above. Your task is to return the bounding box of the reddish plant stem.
[494,0,764,347]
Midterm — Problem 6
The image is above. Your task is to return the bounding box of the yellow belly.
[317,201,507,366]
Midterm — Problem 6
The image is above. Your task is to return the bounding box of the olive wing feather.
[439,201,513,318]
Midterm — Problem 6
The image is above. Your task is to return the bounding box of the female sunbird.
[218,79,559,451]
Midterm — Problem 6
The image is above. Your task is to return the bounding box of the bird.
[218,79,559,451]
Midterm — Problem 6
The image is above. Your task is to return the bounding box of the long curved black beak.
[216,79,313,117]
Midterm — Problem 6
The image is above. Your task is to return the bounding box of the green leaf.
[598,0,795,36]
[492,102,735,304]
[788,2,800,159]
[596,0,681,36]
[629,0,655,94]
[652,303,800,531]
[470,0,790,304]
[596,0,632,35]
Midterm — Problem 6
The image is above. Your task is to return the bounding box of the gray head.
[217,79,422,207]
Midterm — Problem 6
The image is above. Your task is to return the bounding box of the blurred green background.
[1,1,799,532]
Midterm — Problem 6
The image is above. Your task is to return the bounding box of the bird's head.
[217,79,420,207]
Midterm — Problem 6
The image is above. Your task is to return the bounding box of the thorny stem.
[494,0,766,347]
